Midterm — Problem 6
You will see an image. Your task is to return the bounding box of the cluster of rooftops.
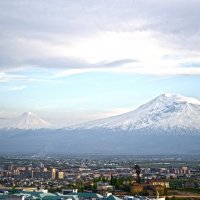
[0,191,165,200]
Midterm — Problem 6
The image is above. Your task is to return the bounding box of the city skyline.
[0,0,200,126]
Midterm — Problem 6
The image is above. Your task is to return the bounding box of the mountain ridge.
[0,93,200,132]
[69,93,200,133]
[0,93,200,154]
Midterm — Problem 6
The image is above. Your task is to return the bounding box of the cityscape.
[0,155,200,199]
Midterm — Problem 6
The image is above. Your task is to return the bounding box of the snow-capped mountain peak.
[71,93,200,132]
[5,112,53,130]
[157,93,200,105]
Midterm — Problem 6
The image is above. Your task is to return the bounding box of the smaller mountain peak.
[6,112,53,129]
[22,112,36,117]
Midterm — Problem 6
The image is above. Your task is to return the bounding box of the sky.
[0,0,200,126]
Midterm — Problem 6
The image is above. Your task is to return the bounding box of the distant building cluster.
[0,156,200,199]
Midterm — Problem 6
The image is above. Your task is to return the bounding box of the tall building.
[182,166,190,174]
[58,171,65,179]
[52,168,58,180]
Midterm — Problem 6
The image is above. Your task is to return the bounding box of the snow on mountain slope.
[4,112,53,129]
[71,93,200,131]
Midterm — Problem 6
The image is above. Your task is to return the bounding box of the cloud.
[29,58,138,70]
[0,0,200,78]
[100,59,138,67]
[54,66,200,78]
[27,57,88,69]
[181,62,200,68]
[7,85,26,91]
[0,72,29,82]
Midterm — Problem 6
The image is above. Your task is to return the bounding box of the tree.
[134,165,141,183]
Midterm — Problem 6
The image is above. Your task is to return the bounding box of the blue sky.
[0,0,200,126]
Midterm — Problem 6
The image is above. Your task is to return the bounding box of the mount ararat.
[0,93,200,155]
[70,93,200,133]
[1,93,200,133]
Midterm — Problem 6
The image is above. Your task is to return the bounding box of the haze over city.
[0,0,200,127]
